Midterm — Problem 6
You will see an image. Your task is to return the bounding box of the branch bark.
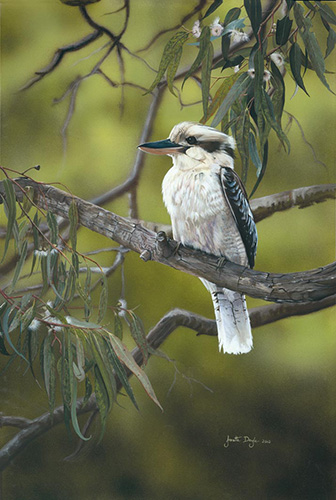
[0,294,334,472]
[0,178,335,303]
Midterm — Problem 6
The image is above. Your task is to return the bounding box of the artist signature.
[224,435,271,448]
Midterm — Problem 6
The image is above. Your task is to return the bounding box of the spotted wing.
[219,167,257,268]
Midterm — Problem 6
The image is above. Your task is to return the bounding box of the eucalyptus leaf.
[248,132,262,175]
[201,42,214,117]
[289,42,309,96]
[68,200,78,252]
[108,334,163,411]
[2,179,17,262]
[326,27,336,59]
[224,8,241,27]
[201,72,241,123]
[250,140,268,197]
[211,72,251,127]
[146,31,189,94]
[276,16,293,46]
[244,0,261,38]
[317,1,336,25]
[183,27,210,88]
[294,2,334,94]
[203,0,223,19]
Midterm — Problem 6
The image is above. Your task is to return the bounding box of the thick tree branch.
[250,184,336,223]
[0,294,334,472]
[0,179,335,303]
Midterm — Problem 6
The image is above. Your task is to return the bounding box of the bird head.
[138,122,235,167]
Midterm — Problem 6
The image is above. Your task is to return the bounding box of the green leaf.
[248,132,262,175]
[2,179,17,262]
[43,333,56,413]
[129,311,149,365]
[326,26,336,59]
[83,376,92,407]
[203,0,223,19]
[182,26,210,88]
[270,61,285,123]
[220,33,231,62]
[146,31,189,94]
[103,338,139,410]
[1,307,28,362]
[114,313,123,340]
[71,374,91,441]
[252,48,264,115]
[68,200,78,252]
[294,2,334,94]
[235,110,250,183]
[97,274,108,324]
[250,140,268,197]
[46,210,58,245]
[276,16,293,46]
[10,240,28,292]
[66,316,101,329]
[316,1,336,25]
[94,364,109,439]
[286,0,295,11]
[261,89,290,153]
[166,46,183,96]
[211,72,252,127]
[289,42,309,96]
[90,334,115,410]
[201,72,241,123]
[74,337,85,381]
[244,0,262,38]
[108,334,163,411]
[224,7,241,27]
[201,42,214,118]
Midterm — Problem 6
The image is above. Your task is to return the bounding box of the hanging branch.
[0,292,334,473]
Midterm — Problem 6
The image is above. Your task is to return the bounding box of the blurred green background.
[1,1,335,499]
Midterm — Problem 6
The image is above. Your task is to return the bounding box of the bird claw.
[156,231,179,258]
[216,256,227,270]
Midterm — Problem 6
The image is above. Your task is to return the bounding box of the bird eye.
[186,136,198,145]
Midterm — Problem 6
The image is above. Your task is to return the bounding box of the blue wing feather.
[220,167,257,268]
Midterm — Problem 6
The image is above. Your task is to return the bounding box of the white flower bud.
[210,17,224,37]
[192,20,201,38]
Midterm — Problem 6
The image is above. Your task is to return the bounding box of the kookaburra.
[138,122,257,354]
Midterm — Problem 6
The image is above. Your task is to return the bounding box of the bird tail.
[200,279,253,354]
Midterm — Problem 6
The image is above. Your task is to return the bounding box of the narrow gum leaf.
[108,334,163,411]
[276,16,293,46]
[146,31,189,94]
[244,0,262,38]
[203,0,223,19]
[201,72,241,123]
[294,3,335,94]
[289,42,309,96]
[211,72,251,127]
[166,46,183,96]
[68,200,78,252]
[2,179,17,262]
[201,42,214,118]
[182,26,210,88]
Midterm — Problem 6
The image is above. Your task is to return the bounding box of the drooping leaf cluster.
[0,174,162,441]
[147,0,335,194]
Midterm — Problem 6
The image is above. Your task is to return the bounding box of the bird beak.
[138,139,184,155]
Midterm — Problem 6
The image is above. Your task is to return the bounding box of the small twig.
[20,31,102,91]
[137,0,207,53]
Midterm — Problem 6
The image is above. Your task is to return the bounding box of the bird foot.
[156,231,179,258]
[216,256,227,270]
